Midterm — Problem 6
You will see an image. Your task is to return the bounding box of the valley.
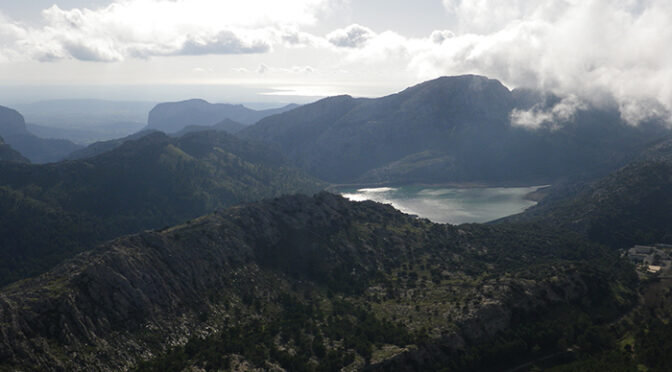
[1,72,671,371]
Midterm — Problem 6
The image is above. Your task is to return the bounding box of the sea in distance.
[340,185,547,224]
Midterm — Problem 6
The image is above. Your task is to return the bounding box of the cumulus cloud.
[0,0,331,62]
[318,1,672,125]
[511,95,587,130]
[327,24,375,48]
[277,26,327,48]
[430,30,456,44]
[178,31,271,56]
[410,0,672,125]
[2,0,671,127]
[442,0,562,34]
[0,13,26,61]
[325,25,416,67]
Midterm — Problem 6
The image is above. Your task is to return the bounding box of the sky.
[0,0,670,124]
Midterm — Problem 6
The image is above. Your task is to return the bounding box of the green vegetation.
[542,278,672,372]
[135,295,419,372]
[240,75,661,184]
[0,131,323,285]
[505,156,672,249]
[0,193,638,371]
[0,192,635,371]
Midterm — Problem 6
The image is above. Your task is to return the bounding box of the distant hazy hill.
[15,99,155,126]
[240,75,665,184]
[0,105,82,163]
[68,118,250,161]
[501,137,672,248]
[0,130,323,285]
[146,99,298,133]
[25,122,146,145]
[0,193,634,371]
[0,136,29,163]
[174,118,247,136]
[66,129,159,160]
[14,99,154,144]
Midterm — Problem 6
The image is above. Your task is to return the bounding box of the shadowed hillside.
[0,193,635,371]
[240,75,664,184]
[0,130,323,285]
[500,137,672,248]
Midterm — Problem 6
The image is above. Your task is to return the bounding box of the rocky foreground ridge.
[0,193,634,371]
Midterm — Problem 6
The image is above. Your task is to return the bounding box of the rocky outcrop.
[0,136,29,163]
[0,105,81,163]
[0,193,633,371]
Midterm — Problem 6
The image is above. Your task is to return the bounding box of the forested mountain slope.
[240,75,664,184]
[500,137,672,248]
[0,193,635,371]
[0,130,323,285]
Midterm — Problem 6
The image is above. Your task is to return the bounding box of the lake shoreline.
[337,184,546,225]
[327,181,551,191]
[329,183,552,203]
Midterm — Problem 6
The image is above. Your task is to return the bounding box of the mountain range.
[16,99,154,144]
[2,74,672,371]
[240,75,664,184]
[0,105,82,163]
[0,130,322,285]
[501,136,672,248]
[146,99,299,134]
[0,192,634,371]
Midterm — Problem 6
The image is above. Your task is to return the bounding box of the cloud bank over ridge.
[0,0,670,125]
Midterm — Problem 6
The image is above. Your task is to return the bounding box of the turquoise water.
[340,185,545,224]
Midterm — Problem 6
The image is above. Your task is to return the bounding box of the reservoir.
[340,185,546,224]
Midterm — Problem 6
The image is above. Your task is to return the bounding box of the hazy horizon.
[1,0,671,127]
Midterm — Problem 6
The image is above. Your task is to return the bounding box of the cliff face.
[0,193,634,371]
[0,136,29,163]
[0,105,81,163]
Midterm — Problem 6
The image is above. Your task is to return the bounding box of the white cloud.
[327,24,375,48]
[442,0,565,34]
[319,1,672,125]
[511,95,587,130]
[325,25,416,66]
[433,0,672,125]
[1,0,671,128]
[177,31,271,56]
[430,30,456,44]
[0,0,332,62]
[257,63,269,74]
